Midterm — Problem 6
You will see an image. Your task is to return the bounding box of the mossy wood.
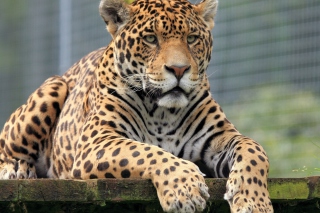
[0,177,319,212]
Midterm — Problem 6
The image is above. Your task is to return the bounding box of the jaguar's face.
[100,0,217,108]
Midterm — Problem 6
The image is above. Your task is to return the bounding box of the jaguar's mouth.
[160,86,187,98]
[157,86,189,108]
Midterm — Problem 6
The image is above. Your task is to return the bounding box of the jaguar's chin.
[157,87,189,108]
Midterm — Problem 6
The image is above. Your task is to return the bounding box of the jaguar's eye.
[187,35,198,44]
[143,35,157,44]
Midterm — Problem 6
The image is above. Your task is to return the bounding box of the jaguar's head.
[100,0,218,108]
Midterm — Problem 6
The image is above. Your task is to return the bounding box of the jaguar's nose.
[165,65,191,80]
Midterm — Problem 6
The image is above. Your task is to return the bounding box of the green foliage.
[222,85,320,177]
[292,141,320,176]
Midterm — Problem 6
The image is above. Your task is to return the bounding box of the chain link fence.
[0,0,319,177]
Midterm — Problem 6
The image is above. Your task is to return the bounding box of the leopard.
[0,0,274,212]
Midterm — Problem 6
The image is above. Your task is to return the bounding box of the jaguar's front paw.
[224,170,273,213]
[0,159,37,179]
[0,159,17,179]
[16,160,37,179]
[152,159,210,213]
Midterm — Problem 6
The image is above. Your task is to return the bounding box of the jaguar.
[0,0,273,212]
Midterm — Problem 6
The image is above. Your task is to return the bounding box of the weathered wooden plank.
[0,177,319,212]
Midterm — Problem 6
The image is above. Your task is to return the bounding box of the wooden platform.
[0,177,319,212]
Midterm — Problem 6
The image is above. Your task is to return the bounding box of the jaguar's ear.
[99,0,132,37]
[193,0,218,30]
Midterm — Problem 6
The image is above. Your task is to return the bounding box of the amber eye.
[187,35,198,44]
[143,35,157,44]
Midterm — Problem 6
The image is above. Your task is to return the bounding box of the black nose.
[165,65,190,80]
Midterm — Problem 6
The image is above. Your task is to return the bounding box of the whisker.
[205,69,218,78]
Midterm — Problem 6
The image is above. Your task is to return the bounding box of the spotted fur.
[0,0,273,212]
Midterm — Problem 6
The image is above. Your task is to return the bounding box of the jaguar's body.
[0,0,273,212]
